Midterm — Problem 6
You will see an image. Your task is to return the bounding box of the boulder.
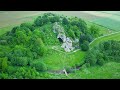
[53,22,74,52]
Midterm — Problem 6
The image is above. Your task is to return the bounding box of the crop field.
[83,11,120,31]
[1,11,120,34]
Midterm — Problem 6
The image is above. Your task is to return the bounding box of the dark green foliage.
[31,60,47,72]
[85,52,97,66]
[20,23,35,31]
[89,25,100,38]
[0,40,7,45]
[81,41,89,51]
[65,66,72,73]
[34,13,60,27]
[6,66,17,74]
[30,38,47,57]
[0,57,8,71]
[62,17,69,25]
[84,40,120,67]
[11,57,28,66]
[70,17,87,33]
[11,26,20,34]
[97,58,104,66]
[14,67,39,79]
[67,29,75,39]
[0,13,99,78]
[49,16,60,23]
[0,73,8,79]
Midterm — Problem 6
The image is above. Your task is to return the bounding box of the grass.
[0,25,15,36]
[92,18,120,31]
[35,61,120,79]
[89,31,120,49]
[42,48,86,71]
[85,20,113,35]
[1,11,120,79]
[68,62,120,79]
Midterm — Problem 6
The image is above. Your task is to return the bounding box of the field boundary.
[89,31,120,49]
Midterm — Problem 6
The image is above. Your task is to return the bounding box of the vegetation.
[0,12,120,79]
[85,40,120,67]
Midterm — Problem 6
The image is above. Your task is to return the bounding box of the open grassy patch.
[68,62,120,79]
[42,49,86,71]
[90,32,120,49]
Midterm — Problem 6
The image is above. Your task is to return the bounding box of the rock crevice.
[53,22,74,52]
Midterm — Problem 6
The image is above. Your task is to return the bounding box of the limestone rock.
[53,22,74,52]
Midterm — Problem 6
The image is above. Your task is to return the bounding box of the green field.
[42,48,85,71]
[68,62,120,79]
[0,11,120,79]
[89,31,120,49]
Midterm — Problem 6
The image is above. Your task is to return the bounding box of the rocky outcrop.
[53,22,74,52]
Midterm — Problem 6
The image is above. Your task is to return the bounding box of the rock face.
[53,22,74,52]
[53,22,64,34]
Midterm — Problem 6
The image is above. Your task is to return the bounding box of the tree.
[20,23,35,31]
[81,41,89,51]
[62,17,69,25]
[68,29,75,39]
[89,25,100,38]
[34,16,43,26]
[79,34,86,44]
[103,41,111,50]
[49,16,60,23]
[31,38,47,56]
[2,57,8,71]
[15,30,27,44]
[85,52,97,66]
[0,57,8,72]
[11,26,20,34]
[31,60,47,72]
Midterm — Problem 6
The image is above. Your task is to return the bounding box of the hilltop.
[0,12,120,79]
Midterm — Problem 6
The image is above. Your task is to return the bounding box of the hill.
[0,12,120,79]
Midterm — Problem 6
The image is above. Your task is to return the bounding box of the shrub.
[62,17,69,25]
[31,60,47,72]
[6,66,17,74]
[85,52,97,66]
[0,57,8,72]
[97,58,104,66]
[81,41,89,51]
[0,73,8,79]
[65,66,72,73]
[11,57,28,66]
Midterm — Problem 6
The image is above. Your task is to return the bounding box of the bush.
[68,29,75,39]
[62,17,69,25]
[0,40,7,45]
[20,23,35,31]
[65,66,72,73]
[85,52,97,66]
[31,60,47,72]
[11,57,28,66]
[6,66,17,74]
[97,58,104,66]
[0,57,8,72]
[32,38,47,56]
[81,41,89,51]
[0,73,8,79]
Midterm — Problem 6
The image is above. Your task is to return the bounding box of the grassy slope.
[89,31,120,49]
[42,49,86,71]
[36,61,120,79]
[68,62,120,79]
[92,18,120,31]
